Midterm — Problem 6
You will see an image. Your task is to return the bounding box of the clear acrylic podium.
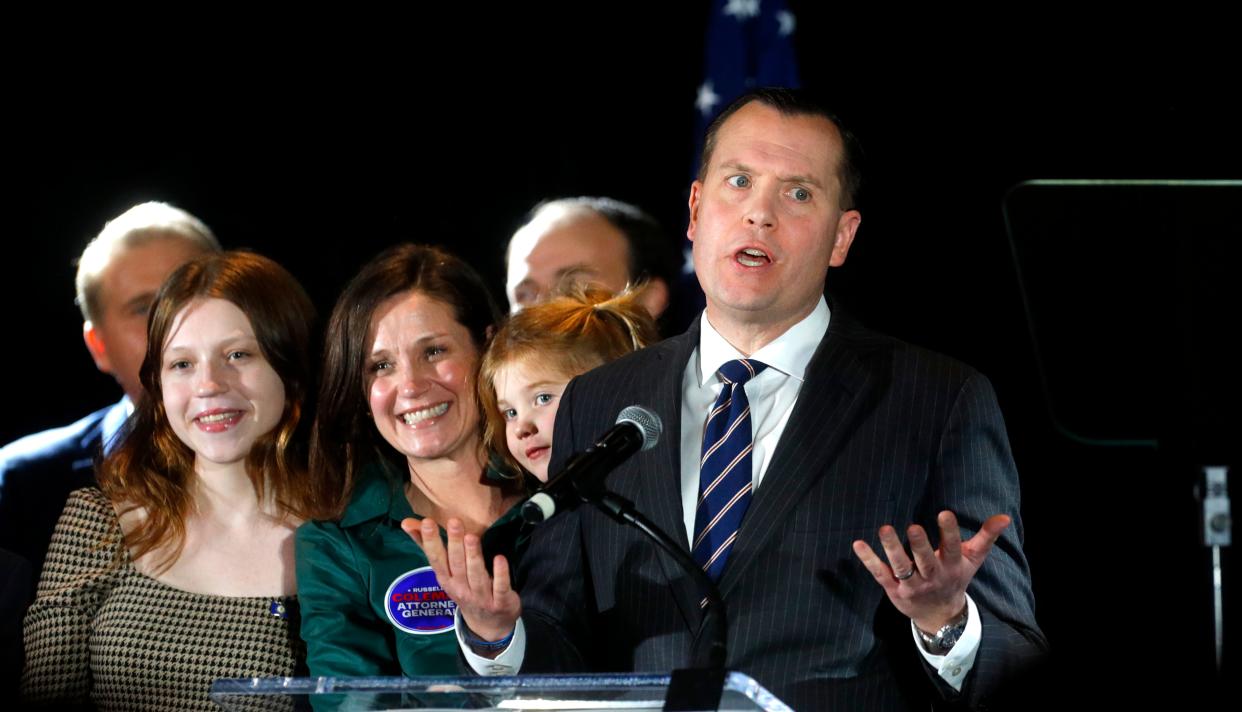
[210,672,793,711]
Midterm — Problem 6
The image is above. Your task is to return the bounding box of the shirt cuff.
[910,593,981,692]
[456,609,526,676]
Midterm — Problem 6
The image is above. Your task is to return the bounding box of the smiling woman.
[296,243,530,681]
[21,251,318,710]
[365,292,482,467]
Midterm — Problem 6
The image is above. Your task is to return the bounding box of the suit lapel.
[717,310,886,598]
[628,323,705,630]
[635,327,696,552]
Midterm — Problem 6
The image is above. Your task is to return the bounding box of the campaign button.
[384,566,456,635]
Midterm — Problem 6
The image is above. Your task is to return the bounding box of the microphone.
[521,405,662,524]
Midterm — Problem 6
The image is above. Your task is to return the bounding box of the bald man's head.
[505,197,674,318]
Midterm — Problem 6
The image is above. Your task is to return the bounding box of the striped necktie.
[692,358,768,582]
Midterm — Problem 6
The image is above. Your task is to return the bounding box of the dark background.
[4,6,1238,705]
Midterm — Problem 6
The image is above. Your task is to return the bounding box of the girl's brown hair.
[98,251,317,572]
[478,285,658,473]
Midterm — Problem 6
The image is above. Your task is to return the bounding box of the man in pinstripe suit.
[414,88,1047,710]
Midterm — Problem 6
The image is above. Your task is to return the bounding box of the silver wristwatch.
[917,606,969,655]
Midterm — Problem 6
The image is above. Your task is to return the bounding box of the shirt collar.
[697,296,831,386]
[337,457,521,528]
[339,463,416,528]
[101,396,133,454]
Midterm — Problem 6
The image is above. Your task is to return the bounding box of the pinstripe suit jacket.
[519,310,1047,711]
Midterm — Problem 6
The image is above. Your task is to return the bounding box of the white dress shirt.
[677,298,831,543]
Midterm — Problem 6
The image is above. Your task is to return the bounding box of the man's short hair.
[515,196,680,289]
[697,87,864,211]
[74,202,221,322]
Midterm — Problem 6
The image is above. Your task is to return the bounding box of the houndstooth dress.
[21,487,302,710]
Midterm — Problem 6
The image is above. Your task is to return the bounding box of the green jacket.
[296,465,526,679]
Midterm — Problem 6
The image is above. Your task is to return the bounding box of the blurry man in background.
[505,196,679,323]
[0,202,220,582]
